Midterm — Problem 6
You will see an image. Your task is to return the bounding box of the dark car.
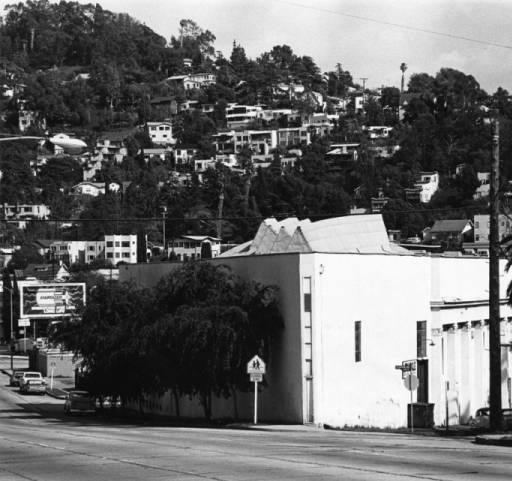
[9,369,27,387]
[64,390,96,415]
[468,407,512,429]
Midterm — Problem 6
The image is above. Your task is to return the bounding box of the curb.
[45,388,68,400]
[475,435,512,447]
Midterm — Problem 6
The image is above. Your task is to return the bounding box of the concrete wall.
[306,253,432,428]
[118,262,180,288]
[32,349,77,377]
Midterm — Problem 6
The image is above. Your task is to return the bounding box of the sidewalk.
[45,376,75,399]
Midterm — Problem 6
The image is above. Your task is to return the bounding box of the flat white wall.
[306,253,431,428]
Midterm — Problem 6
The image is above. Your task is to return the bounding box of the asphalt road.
[0,365,511,480]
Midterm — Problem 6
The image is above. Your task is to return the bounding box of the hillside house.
[405,172,439,203]
[326,143,359,162]
[168,235,221,261]
[146,121,176,145]
[96,132,130,163]
[474,172,490,199]
[3,204,51,229]
[425,219,473,249]
[226,105,263,130]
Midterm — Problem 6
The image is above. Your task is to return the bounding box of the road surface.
[0,362,511,480]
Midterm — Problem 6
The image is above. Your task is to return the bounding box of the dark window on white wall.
[417,320,427,358]
[355,321,361,362]
[303,277,311,312]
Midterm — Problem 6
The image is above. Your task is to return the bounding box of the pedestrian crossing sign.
[247,355,266,374]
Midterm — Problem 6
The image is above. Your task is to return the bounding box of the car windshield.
[25,374,40,378]
[71,392,91,399]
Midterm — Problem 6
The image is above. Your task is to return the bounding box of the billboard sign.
[18,282,86,318]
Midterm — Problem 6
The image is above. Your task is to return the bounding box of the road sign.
[403,373,419,391]
[18,318,30,327]
[247,355,266,374]
[247,355,266,425]
[401,360,417,379]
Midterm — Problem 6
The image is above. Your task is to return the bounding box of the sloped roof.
[221,214,409,257]
[17,263,70,281]
[431,219,472,233]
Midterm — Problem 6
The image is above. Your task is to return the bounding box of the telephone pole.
[359,77,368,114]
[489,111,503,431]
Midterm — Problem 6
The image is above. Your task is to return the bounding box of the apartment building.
[104,235,137,265]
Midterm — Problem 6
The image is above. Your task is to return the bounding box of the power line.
[275,0,512,50]
[0,203,492,225]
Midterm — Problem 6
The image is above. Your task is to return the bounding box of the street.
[0,360,511,480]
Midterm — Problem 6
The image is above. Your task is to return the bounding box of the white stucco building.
[121,215,512,428]
[104,235,137,265]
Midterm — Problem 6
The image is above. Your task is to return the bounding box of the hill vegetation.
[0,0,511,245]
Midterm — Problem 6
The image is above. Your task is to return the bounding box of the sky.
[3,0,512,93]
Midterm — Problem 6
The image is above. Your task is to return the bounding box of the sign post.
[50,361,56,390]
[403,373,419,433]
[396,359,418,433]
[18,318,30,353]
[247,355,266,424]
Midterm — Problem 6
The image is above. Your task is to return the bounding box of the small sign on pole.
[403,373,419,433]
[247,355,265,424]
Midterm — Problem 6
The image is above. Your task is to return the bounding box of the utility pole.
[489,111,503,431]
[161,206,167,259]
[359,77,368,115]
[400,63,408,94]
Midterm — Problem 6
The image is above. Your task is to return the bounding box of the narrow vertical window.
[303,277,311,312]
[355,321,361,362]
[417,320,427,358]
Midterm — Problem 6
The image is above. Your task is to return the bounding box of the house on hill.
[424,219,473,250]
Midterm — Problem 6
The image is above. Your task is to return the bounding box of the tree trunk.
[242,175,251,215]
[232,387,239,421]
[201,391,212,420]
[172,389,180,418]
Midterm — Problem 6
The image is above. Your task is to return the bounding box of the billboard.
[18,282,86,319]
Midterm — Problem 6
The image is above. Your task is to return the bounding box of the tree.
[155,262,282,419]
[51,278,161,407]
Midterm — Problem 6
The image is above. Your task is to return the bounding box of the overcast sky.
[4,0,512,93]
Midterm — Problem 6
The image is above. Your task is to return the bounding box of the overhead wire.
[275,0,512,50]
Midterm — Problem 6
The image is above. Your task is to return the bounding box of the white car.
[19,372,46,394]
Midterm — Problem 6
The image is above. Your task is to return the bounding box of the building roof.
[176,235,221,242]
[16,263,70,281]
[221,214,409,257]
[430,219,472,233]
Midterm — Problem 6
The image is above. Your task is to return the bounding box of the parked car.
[468,407,512,429]
[95,395,122,411]
[9,369,27,387]
[64,390,96,415]
[19,372,46,394]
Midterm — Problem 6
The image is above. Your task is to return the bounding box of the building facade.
[104,235,137,265]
